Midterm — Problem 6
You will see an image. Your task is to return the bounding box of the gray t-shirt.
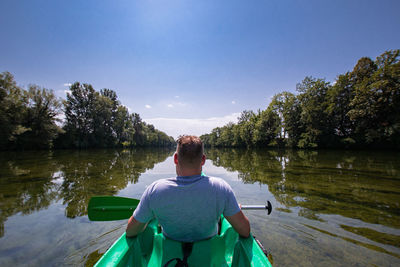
[133,175,240,242]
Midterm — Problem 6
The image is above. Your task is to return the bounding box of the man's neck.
[177,169,202,177]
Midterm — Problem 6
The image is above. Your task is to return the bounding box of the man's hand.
[126,216,147,237]
[225,210,250,238]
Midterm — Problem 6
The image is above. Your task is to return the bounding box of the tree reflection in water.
[0,148,174,236]
[205,148,400,229]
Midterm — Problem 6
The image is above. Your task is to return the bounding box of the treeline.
[201,50,400,149]
[0,73,175,150]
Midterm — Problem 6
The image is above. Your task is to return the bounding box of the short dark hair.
[176,135,204,168]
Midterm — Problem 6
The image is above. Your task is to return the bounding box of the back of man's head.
[176,135,204,169]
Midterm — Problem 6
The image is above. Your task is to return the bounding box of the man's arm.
[126,216,147,237]
[225,210,250,238]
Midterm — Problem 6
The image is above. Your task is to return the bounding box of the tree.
[64,82,97,148]
[202,49,400,149]
[219,123,234,147]
[92,92,116,147]
[97,89,120,146]
[297,77,331,148]
[352,57,377,84]
[0,73,174,150]
[0,72,29,150]
[269,92,302,147]
[238,110,256,147]
[131,113,145,146]
[21,85,63,149]
[231,124,243,147]
[252,108,280,147]
[114,105,134,146]
[238,110,255,124]
[327,73,356,146]
[348,50,400,147]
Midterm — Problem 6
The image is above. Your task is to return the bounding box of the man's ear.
[201,154,206,166]
[174,153,178,164]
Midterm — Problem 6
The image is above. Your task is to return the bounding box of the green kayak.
[94,216,272,267]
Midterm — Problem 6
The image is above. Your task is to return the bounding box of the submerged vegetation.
[0,75,175,150]
[201,50,400,149]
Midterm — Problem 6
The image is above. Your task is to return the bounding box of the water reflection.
[206,148,400,243]
[1,148,399,266]
[0,151,58,238]
[0,148,174,237]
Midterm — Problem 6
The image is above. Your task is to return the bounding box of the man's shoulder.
[150,177,177,187]
[140,178,172,198]
[206,176,232,189]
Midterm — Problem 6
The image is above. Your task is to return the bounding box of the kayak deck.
[95,217,272,267]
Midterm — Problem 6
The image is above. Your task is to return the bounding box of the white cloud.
[145,104,152,109]
[63,83,72,87]
[231,100,236,104]
[165,101,187,109]
[143,113,240,139]
[177,102,187,107]
[174,95,180,98]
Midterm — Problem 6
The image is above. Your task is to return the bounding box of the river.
[0,148,399,266]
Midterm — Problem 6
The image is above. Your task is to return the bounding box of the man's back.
[126,135,250,240]
[133,175,240,242]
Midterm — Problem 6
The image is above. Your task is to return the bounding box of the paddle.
[88,196,272,221]
[88,196,139,221]
[242,201,272,215]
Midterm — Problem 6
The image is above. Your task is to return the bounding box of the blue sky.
[1,0,399,138]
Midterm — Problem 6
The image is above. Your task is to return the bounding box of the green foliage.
[252,109,280,147]
[0,72,63,150]
[60,83,175,149]
[327,72,354,141]
[114,105,135,145]
[296,77,331,148]
[62,82,96,148]
[269,92,302,147]
[0,73,174,150]
[2,49,399,150]
[348,50,400,146]
[22,85,63,149]
[0,72,28,149]
[201,109,280,148]
[203,49,400,149]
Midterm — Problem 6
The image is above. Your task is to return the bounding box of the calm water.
[0,148,399,266]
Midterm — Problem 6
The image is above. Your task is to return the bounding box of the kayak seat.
[94,217,269,267]
[147,217,237,266]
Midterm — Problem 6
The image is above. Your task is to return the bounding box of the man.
[126,135,250,242]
